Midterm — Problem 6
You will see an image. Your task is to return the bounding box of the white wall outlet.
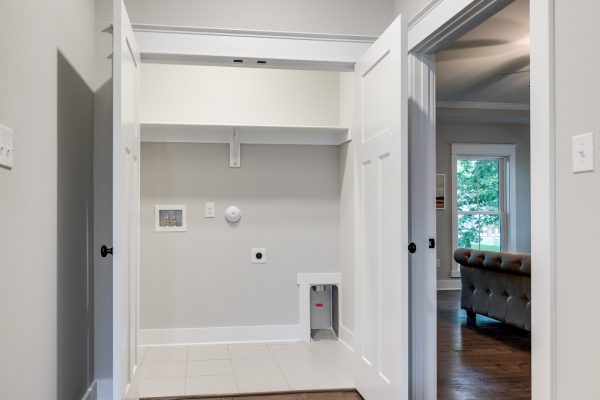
[251,248,267,264]
[205,202,215,218]
[0,123,14,169]
[573,132,595,173]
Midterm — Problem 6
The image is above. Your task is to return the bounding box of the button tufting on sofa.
[454,248,531,331]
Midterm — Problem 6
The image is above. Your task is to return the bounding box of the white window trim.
[450,143,517,277]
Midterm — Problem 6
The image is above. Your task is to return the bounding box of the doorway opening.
[106,1,556,398]
[408,1,536,399]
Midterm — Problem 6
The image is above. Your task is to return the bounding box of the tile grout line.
[267,342,293,391]
[308,342,350,388]
[183,345,190,395]
[185,344,239,396]
[227,344,241,394]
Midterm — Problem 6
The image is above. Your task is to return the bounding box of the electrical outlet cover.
[251,248,267,264]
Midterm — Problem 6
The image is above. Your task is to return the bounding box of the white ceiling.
[436,0,530,104]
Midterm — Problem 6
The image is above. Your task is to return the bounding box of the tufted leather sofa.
[454,248,531,331]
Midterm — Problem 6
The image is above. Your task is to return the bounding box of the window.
[451,144,516,277]
[456,158,505,252]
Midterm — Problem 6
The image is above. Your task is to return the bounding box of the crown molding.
[436,101,530,111]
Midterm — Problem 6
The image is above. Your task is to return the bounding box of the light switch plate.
[205,202,215,218]
[0,123,14,169]
[572,132,594,173]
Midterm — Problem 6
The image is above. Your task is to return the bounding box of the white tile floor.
[137,341,355,398]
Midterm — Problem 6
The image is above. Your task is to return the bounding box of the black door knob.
[101,245,113,258]
[408,242,417,254]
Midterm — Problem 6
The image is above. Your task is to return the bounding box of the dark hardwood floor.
[152,390,363,400]
[437,291,531,400]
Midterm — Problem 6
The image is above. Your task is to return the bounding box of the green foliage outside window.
[456,159,502,252]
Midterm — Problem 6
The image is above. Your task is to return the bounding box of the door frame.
[407,0,556,399]
[115,1,556,397]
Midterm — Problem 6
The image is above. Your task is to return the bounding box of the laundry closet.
[139,63,356,345]
[110,5,408,398]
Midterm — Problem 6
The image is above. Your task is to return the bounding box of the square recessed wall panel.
[155,205,187,232]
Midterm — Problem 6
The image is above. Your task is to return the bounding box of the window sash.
[457,211,504,216]
[454,156,508,252]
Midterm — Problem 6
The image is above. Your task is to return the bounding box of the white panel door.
[113,1,141,399]
[354,15,408,400]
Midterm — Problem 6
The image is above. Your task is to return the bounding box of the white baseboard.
[95,379,112,400]
[437,279,461,291]
[81,380,97,400]
[339,324,355,352]
[140,324,302,346]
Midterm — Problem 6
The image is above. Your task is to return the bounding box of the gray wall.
[436,122,531,282]
[141,143,341,329]
[57,52,95,400]
[0,0,95,399]
[395,0,429,21]
[338,142,355,331]
[93,0,114,383]
[125,0,395,36]
[555,0,600,397]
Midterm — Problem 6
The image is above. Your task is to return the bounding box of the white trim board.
[132,24,377,43]
[140,324,301,346]
[81,380,97,400]
[530,0,556,398]
[408,51,438,400]
[408,0,512,52]
[437,279,461,291]
[96,379,112,400]
[132,24,376,71]
[339,324,356,352]
[141,123,351,146]
[437,101,530,111]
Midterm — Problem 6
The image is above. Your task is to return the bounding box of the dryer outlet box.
[251,248,267,264]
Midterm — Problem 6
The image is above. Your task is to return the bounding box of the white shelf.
[141,123,351,146]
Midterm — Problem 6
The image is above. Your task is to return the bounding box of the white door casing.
[407,52,437,400]
[113,1,141,399]
[354,15,409,400]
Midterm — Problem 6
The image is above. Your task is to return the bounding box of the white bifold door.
[354,15,409,400]
[113,1,141,399]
